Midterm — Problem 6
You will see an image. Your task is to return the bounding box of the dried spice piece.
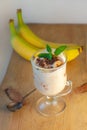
[5,87,23,102]
[74,83,87,93]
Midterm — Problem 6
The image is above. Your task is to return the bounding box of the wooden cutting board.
[0,24,87,130]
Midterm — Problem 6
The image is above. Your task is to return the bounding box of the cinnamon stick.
[74,83,87,93]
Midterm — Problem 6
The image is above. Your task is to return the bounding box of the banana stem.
[9,19,17,36]
[17,9,24,26]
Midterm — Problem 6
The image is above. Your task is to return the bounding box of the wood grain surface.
[0,24,87,130]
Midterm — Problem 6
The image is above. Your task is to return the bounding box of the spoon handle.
[23,88,36,100]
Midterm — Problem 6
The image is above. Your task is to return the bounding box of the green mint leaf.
[38,53,52,60]
[46,44,52,53]
[54,45,67,56]
[48,53,52,60]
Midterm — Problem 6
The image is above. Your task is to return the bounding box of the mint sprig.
[38,44,67,60]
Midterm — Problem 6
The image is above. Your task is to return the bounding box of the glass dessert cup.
[31,52,72,117]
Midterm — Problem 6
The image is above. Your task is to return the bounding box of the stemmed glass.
[31,51,72,116]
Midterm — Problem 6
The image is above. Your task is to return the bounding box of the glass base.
[36,81,72,117]
[36,96,66,117]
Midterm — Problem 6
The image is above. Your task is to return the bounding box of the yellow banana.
[16,9,83,62]
[9,19,39,61]
[16,9,82,50]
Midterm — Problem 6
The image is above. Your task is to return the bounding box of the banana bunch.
[9,9,83,62]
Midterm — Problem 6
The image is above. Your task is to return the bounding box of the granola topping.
[35,55,63,69]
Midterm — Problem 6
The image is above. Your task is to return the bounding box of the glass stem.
[46,96,56,105]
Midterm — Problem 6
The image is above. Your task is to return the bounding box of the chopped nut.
[53,60,63,68]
